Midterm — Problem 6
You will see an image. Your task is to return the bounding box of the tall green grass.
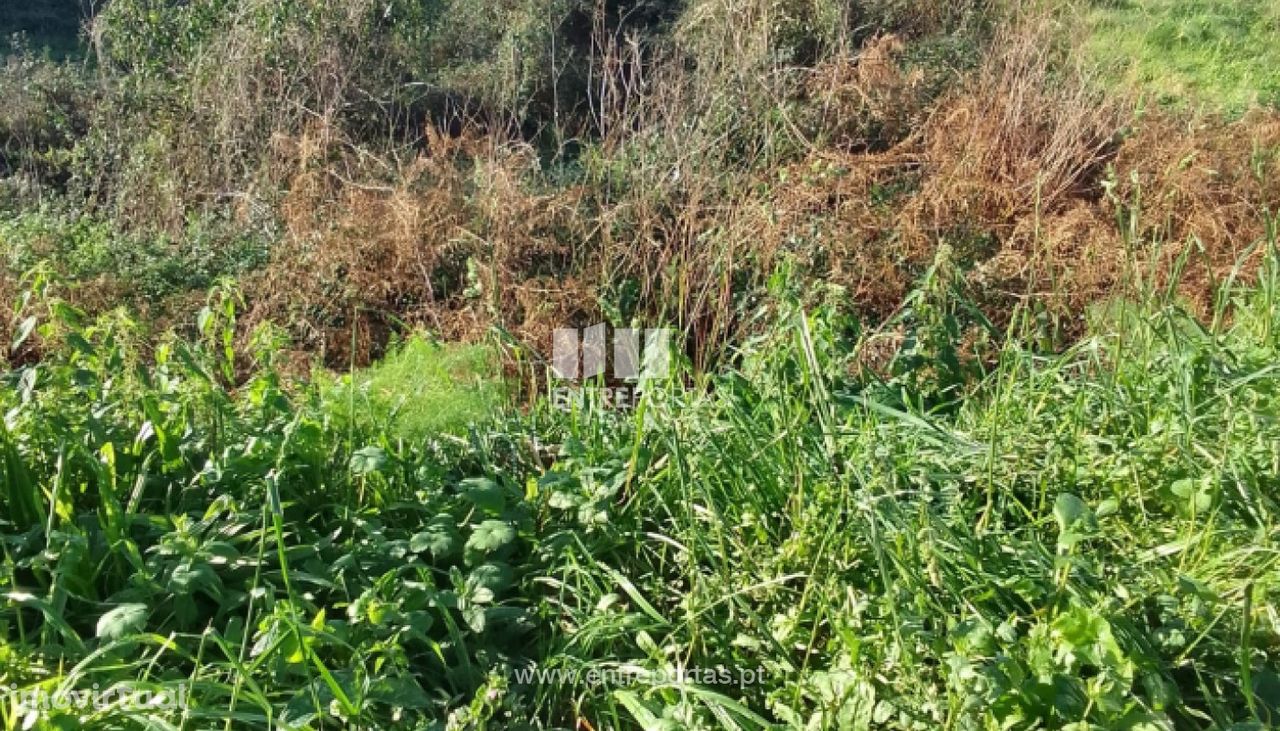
[321,334,507,441]
[3,231,1280,728]
[527,235,1280,727]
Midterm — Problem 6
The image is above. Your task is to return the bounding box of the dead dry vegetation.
[244,24,1275,370]
[3,1,1279,371]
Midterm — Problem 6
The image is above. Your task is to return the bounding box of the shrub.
[0,209,271,309]
[0,50,94,202]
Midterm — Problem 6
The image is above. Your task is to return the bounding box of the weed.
[321,335,507,440]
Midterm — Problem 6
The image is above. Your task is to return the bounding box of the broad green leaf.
[548,490,581,510]
[460,477,505,514]
[51,301,84,326]
[97,603,148,640]
[403,610,435,640]
[1095,498,1119,519]
[465,520,515,553]
[467,562,513,595]
[464,605,486,632]
[410,515,461,558]
[1054,493,1096,550]
[368,676,431,709]
[349,446,388,476]
[1054,493,1093,531]
[169,562,219,596]
[66,331,95,356]
[1170,477,1214,513]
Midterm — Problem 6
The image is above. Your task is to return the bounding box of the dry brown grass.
[803,34,928,150]
[972,110,1280,326]
[230,7,1280,370]
[17,3,1278,372]
[240,126,594,365]
[1112,111,1280,310]
[709,15,1279,341]
[0,269,16,362]
[737,17,1125,325]
[897,16,1121,248]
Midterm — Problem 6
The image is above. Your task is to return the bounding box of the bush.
[0,50,94,200]
[1,209,271,304]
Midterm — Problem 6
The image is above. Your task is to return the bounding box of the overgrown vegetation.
[3,0,1280,728]
[3,234,1280,728]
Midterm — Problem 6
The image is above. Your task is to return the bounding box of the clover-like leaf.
[465,520,515,554]
[349,446,388,476]
[410,515,461,558]
[97,603,148,640]
[460,477,505,514]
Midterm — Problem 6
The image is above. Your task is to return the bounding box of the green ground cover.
[3,235,1280,728]
[1086,0,1280,112]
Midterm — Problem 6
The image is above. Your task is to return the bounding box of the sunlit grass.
[321,334,506,439]
[1085,0,1280,113]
